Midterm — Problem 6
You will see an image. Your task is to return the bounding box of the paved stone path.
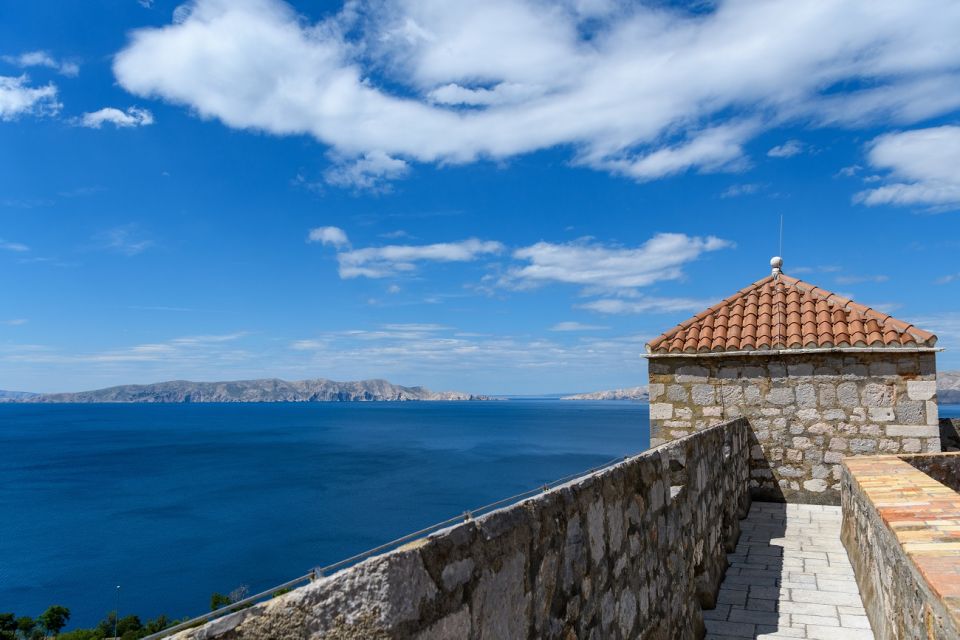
[704,502,875,639]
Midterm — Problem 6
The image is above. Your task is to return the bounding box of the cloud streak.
[2,51,79,76]
[308,226,351,248]
[502,233,732,291]
[0,74,59,120]
[337,238,504,278]
[0,238,29,252]
[311,230,733,314]
[77,106,154,129]
[112,0,960,186]
[855,125,960,210]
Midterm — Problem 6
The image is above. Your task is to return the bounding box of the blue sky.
[3,0,960,395]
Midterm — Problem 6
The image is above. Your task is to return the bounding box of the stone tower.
[645,257,940,504]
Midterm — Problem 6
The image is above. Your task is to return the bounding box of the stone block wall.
[841,454,960,639]
[648,351,939,504]
[169,419,751,640]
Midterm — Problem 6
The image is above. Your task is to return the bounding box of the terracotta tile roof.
[646,273,937,354]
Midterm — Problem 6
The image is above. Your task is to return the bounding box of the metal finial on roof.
[770,256,783,277]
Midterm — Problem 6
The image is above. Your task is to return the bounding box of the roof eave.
[643,346,943,359]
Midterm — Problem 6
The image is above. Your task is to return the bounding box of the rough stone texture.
[169,420,752,640]
[902,452,960,493]
[940,418,960,452]
[649,351,939,505]
[841,454,960,639]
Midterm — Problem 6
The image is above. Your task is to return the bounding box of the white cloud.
[836,164,861,178]
[910,312,960,355]
[96,226,153,256]
[0,238,29,252]
[282,324,656,394]
[323,151,410,191]
[307,226,350,248]
[936,273,960,285]
[791,265,841,275]
[834,274,889,285]
[720,183,760,198]
[77,106,154,129]
[767,139,805,158]
[112,0,960,186]
[503,233,732,291]
[2,51,79,76]
[3,319,28,326]
[855,125,960,210]
[550,321,608,331]
[578,296,716,315]
[0,75,60,120]
[428,82,547,107]
[336,238,504,278]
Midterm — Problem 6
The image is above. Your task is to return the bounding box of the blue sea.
[0,400,651,628]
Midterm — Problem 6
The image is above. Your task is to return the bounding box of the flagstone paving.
[703,501,875,640]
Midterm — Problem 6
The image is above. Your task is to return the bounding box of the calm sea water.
[0,400,650,628]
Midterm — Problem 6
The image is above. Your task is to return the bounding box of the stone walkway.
[704,502,875,639]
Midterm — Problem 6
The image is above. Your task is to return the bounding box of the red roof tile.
[646,274,937,354]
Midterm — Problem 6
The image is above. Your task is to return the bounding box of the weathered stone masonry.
[649,351,939,504]
[170,420,751,640]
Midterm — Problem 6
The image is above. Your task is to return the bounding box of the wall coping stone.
[842,453,960,635]
[165,419,753,640]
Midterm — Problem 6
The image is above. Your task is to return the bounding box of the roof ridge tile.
[646,269,938,354]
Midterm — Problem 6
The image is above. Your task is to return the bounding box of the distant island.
[561,386,649,401]
[562,371,960,404]
[3,378,489,403]
[0,389,37,401]
[941,371,960,404]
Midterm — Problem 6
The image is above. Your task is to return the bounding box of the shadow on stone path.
[702,502,875,640]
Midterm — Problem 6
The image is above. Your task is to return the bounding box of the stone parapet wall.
[648,351,938,504]
[170,420,751,640]
[841,454,960,639]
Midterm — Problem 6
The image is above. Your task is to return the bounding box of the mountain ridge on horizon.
[2,377,489,403]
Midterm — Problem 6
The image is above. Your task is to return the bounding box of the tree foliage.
[39,606,71,637]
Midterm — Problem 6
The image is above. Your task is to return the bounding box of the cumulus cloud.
[307,226,350,248]
[112,0,960,186]
[336,238,504,278]
[2,51,79,76]
[77,106,154,129]
[0,75,60,120]
[767,139,805,158]
[503,233,732,291]
[323,151,409,192]
[855,125,960,210]
[310,230,732,314]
